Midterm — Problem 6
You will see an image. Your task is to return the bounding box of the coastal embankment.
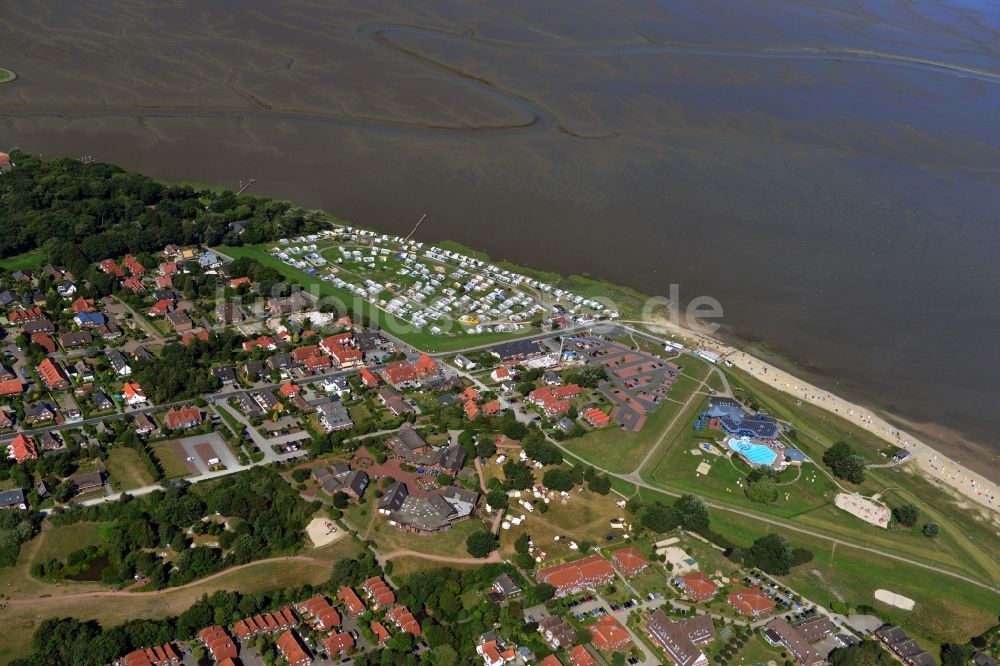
[641,314,999,516]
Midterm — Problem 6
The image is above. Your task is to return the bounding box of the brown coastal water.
[1,0,998,480]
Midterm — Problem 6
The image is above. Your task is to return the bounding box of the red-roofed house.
[9,434,37,464]
[38,358,69,390]
[370,621,390,645]
[360,367,380,388]
[490,366,513,382]
[278,383,300,399]
[728,588,774,618]
[679,572,718,602]
[123,276,144,293]
[363,576,396,609]
[338,587,365,618]
[588,616,632,652]
[164,406,201,430]
[380,361,418,388]
[147,299,174,316]
[71,297,96,314]
[115,643,179,666]
[197,626,237,663]
[539,656,564,666]
[477,640,517,666]
[275,629,311,666]
[536,554,615,597]
[482,400,502,416]
[242,336,276,352]
[0,379,23,396]
[292,345,321,362]
[155,275,173,289]
[461,387,480,403]
[611,546,649,578]
[414,353,438,378]
[9,307,44,324]
[31,333,56,354]
[181,329,210,346]
[582,407,610,428]
[570,645,596,666]
[229,277,251,289]
[386,605,421,636]
[464,401,481,420]
[123,255,146,276]
[159,261,177,276]
[99,259,125,277]
[296,595,341,630]
[304,354,332,371]
[322,632,355,658]
[123,382,147,406]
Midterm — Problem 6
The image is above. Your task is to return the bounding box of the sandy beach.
[643,316,999,516]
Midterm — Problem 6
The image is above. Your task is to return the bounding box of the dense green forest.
[0,150,327,276]
[41,468,316,588]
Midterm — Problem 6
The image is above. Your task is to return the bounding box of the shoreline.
[639,314,999,516]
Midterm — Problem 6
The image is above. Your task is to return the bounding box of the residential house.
[378,387,413,416]
[123,255,146,276]
[38,358,69,390]
[378,481,409,515]
[231,606,297,641]
[0,379,23,396]
[875,626,935,666]
[22,317,55,335]
[71,297,96,314]
[727,588,774,618]
[313,463,368,499]
[93,390,115,411]
[387,486,479,534]
[588,616,632,652]
[296,595,340,630]
[73,311,105,328]
[0,488,28,510]
[197,627,238,663]
[370,621,390,646]
[316,399,354,432]
[9,434,36,463]
[67,470,105,495]
[107,349,132,377]
[569,645,596,666]
[216,303,244,324]
[30,332,56,353]
[212,365,238,385]
[164,406,202,430]
[539,616,577,649]
[678,572,718,603]
[165,310,192,332]
[322,632,354,658]
[243,360,265,382]
[123,382,147,406]
[134,412,158,436]
[181,329,210,346]
[338,587,365,618]
[24,402,56,424]
[646,610,714,666]
[536,554,615,598]
[360,367,380,388]
[386,605,420,636]
[321,377,351,397]
[763,619,823,666]
[491,573,522,602]
[490,339,543,362]
[114,643,180,666]
[611,546,650,578]
[363,576,396,609]
[252,389,282,413]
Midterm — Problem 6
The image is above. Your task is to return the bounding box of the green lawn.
[105,447,155,490]
[567,359,712,474]
[342,501,488,557]
[214,404,242,436]
[0,249,45,271]
[150,441,192,479]
[0,68,14,82]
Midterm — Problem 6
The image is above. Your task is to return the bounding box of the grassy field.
[105,447,155,490]
[0,558,333,664]
[214,403,242,436]
[0,248,45,271]
[0,68,13,82]
[150,441,192,479]
[388,555,481,582]
[216,244,529,353]
[566,360,713,474]
[633,483,1000,647]
[0,523,106,600]
[342,500,488,557]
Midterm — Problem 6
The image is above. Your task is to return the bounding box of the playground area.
[306,517,347,548]
[834,492,891,528]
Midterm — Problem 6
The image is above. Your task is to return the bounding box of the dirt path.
[2,555,332,606]
[378,549,501,564]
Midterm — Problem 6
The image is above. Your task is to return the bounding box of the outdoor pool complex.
[729,437,777,466]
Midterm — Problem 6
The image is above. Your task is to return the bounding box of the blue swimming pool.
[728,437,777,466]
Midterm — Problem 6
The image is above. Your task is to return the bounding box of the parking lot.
[176,432,239,473]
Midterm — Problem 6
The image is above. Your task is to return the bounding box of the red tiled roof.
[10,434,36,463]
[298,595,340,629]
[181,329,210,345]
[386,605,420,636]
[322,631,354,656]
[570,645,596,666]
[0,379,23,395]
[71,297,95,314]
[728,587,775,617]
[588,615,632,651]
[460,387,480,402]
[338,587,365,617]
[123,255,146,275]
[364,576,396,609]
[381,361,418,386]
[482,400,502,416]
[304,355,332,370]
[414,353,437,376]
[229,277,251,288]
[537,554,614,594]
[370,621,390,644]
[611,546,649,577]
[278,383,300,398]
[165,406,201,430]
[582,407,610,428]
[275,629,310,666]
[540,656,564,666]
[9,307,44,323]
[292,345,321,361]
[680,572,718,602]
[360,367,380,387]
[123,276,144,292]
[464,400,480,420]
[38,357,67,389]
[31,333,56,353]
[198,626,237,662]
